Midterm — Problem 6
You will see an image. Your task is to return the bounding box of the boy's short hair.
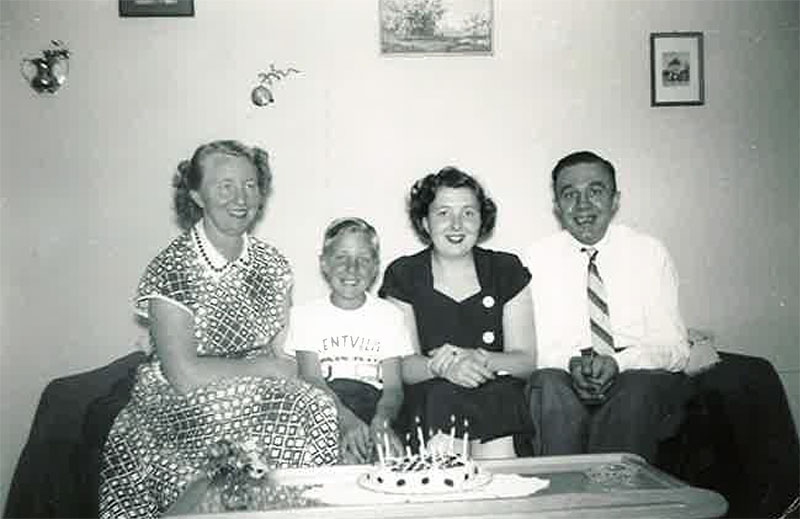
[321,217,380,259]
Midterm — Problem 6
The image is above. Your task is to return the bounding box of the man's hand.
[587,354,619,396]
[569,355,597,401]
[568,354,619,403]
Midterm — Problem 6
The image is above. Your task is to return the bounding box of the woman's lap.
[401,376,533,443]
[99,365,338,518]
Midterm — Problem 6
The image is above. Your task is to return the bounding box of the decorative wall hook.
[21,40,70,94]
[250,64,301,107]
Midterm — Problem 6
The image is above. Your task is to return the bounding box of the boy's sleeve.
[387,305,415,358]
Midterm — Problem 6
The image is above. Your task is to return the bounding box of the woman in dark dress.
[379,167,536,457]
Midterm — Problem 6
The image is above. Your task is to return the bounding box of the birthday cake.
[357,451,490,495]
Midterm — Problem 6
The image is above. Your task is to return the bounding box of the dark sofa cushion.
[672,352,799,519]
[4,351,146,518]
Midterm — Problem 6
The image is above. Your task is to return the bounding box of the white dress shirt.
[525,224,689,373]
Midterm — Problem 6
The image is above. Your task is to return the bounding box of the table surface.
[169,453,728,519]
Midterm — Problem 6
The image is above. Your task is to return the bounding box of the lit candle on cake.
[404,432,412,458]
[462,418,469,458]
[449,415,456,454]
[376,442,385,466]
[415,416,426,455]
[383,420,392,459]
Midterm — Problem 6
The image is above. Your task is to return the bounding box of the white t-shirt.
[284,294,414,389]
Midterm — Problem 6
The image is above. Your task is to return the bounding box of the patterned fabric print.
[100,232,338,519]
[100,369,338,518]
[135,232,199,318]
[193,240,292,356]
[135,232,292,356]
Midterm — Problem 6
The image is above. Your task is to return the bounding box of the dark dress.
[378,246,534,443]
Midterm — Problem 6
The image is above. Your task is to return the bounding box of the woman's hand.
[440,350,495,388]
[427,344,461,376]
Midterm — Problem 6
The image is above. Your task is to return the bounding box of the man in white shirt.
[525,150,691,463]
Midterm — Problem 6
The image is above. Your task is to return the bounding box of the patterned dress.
[99,226,339,518]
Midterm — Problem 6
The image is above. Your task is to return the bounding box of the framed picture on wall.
[650,32,704,106]
[380,0,493,55]
[119,0,194,17]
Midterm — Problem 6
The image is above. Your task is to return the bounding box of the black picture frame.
[119,0,194,17]
[650,32,705,107]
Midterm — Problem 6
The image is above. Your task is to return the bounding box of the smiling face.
[322,230,379,310]
[553,162,620,245]
[424,186,481,258]
[190,153,263,240]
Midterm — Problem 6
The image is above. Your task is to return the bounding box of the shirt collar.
[193,221,250,271]
[566,223,617,255]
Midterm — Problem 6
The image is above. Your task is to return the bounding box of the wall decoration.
[380,0,493,55]
[650,32,704,106]
[250,64,301,107]
[20,40,70,94]
[119,0,194,17]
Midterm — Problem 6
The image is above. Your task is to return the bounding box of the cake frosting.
[358,451,490,494]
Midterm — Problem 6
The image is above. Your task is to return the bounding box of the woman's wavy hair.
[407,166,497,245]
[172,140,272,230]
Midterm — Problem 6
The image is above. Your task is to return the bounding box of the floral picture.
[650,32,704,106]
[380,0,493,55]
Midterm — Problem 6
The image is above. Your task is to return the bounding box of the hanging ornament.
[250,64,301,107]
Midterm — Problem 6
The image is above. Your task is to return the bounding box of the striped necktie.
[582,247,618,355]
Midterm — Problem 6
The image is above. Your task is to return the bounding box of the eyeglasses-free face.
[321,230,379,310]
[191,153,263,239]
[554,163,620,246]
[423,187,482,259]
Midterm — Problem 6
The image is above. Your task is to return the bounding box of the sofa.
[4,350,799,518]
[3,352,146,518]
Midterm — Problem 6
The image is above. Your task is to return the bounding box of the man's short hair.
[551,151,617,193]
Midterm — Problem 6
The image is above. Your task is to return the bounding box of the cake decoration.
[358,416,491,494]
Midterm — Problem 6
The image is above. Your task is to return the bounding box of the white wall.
[1,0,798,509]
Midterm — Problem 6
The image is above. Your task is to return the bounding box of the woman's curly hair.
[407,166,497,244]
[172,140,272,230]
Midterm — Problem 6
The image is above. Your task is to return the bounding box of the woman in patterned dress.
[99,140,339,518]
[378,167,536,457]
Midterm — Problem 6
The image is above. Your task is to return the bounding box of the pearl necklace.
[193,227,234,274]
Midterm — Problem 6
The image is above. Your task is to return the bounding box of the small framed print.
[650,32,704,106]
[119,0,194,17]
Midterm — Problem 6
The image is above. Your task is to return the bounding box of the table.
[168,453,728,518]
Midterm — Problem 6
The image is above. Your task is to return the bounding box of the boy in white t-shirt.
[284,217,413,463]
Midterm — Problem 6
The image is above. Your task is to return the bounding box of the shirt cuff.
[611,349,635,372]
